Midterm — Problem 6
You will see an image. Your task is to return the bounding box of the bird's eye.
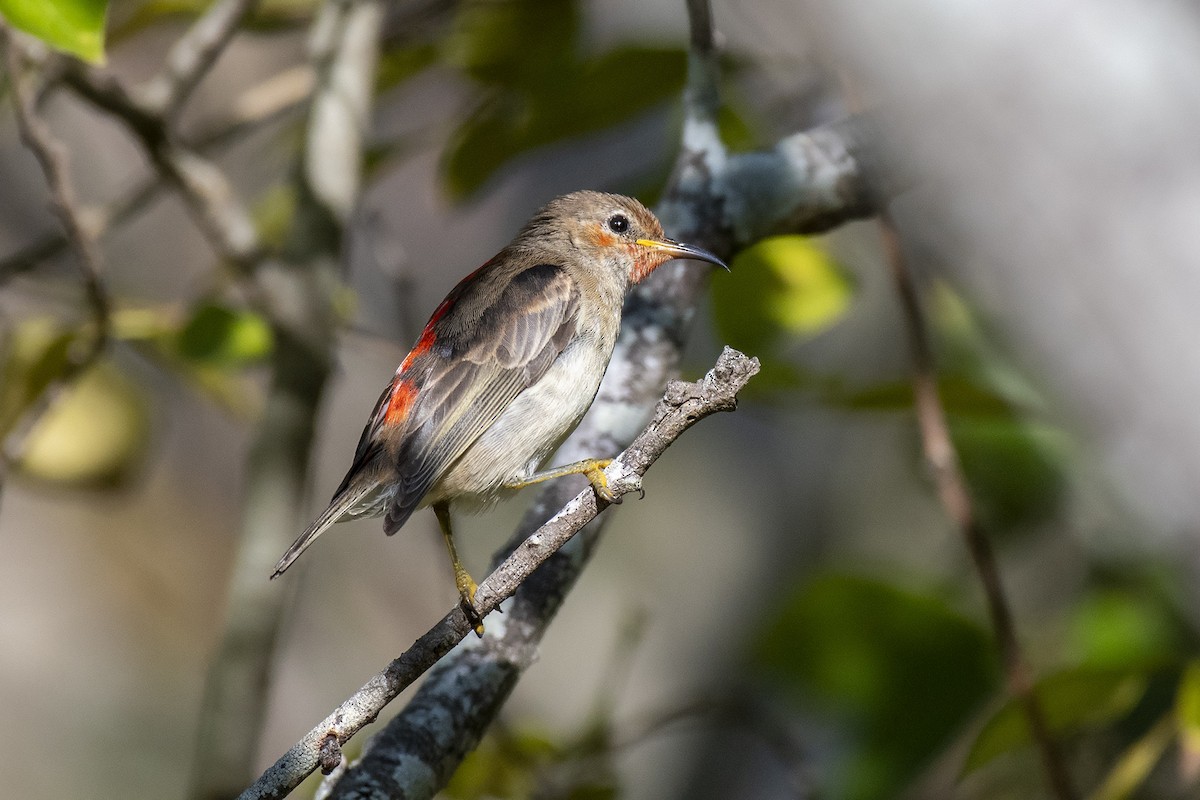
[607,214,629,234]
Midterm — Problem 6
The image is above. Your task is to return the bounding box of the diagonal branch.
[60,62,263,271]
[237,347,761,800]
[878,215,1077,800]
[136,0,262,120]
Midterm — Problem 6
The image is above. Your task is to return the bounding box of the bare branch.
[238,348,760,800]
[0,68,311,287]
[878,215,1077,800]
[137,0,262,120]
[0,29,111,467]
[60,61,263,271]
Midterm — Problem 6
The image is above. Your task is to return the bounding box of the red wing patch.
[384,379,418,426]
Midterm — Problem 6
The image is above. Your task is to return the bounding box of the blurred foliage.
[0,301,270,489]
[713,234,853,391]
[714,235,853,355]
[17,360,148,486]
[174,302,273,366]
[1,317,149,484]
[0,317,77,439]
[965,667,1151,773]
[447,724,617,800]
[439,0,686,198]
[754,574,998,800]
[0,0,107,62]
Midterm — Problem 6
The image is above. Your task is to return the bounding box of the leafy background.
[2,0,1199,799]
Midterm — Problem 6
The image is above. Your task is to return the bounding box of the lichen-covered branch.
[236,347,760,800]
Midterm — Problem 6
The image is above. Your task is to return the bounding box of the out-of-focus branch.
[136,0,261,120]
[186,2,384,799]
[60,63,263,271]
[0,29,111,469]
[0,66,312,287]
[268,2,893,799]
[237,348,761,800]
[878,216,1077,800]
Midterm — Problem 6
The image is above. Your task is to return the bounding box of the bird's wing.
[378,262,581,533]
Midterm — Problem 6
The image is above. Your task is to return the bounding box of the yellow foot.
[582,459,617,504]
[457,572,485,637]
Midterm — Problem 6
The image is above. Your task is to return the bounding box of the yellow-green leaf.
[713,235,853,356]
[17,362,149,486]
[0,0,108,63]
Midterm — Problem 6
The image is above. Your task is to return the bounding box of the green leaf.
[175,303,273,366]
[444,0,577,88]
[0,0,108,62]
[964,666,1150,772]
[951,417,1068,529]
[755,574,997,800]
[1068,589,1183,669]
[713,235,854,356]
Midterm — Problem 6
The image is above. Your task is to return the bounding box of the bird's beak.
[636,238,730,271]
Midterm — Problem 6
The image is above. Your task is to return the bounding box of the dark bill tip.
[636,238,730,271]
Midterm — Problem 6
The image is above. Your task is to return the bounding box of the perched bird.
[271,191,726,632]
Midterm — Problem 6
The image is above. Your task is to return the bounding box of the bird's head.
[517,191,727,289]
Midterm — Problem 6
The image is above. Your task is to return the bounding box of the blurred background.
[3,0,1200,798]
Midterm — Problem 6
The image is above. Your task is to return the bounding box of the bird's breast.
[427,328,616,506]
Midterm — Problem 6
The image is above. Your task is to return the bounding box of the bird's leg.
[434,502,485,636]
[506,458,620,504]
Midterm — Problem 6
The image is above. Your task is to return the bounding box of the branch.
[878,215,1077,800]
[0,29,111,468]
[237,347,760,800]
[136,0,261,120]
[0,67,311,288]
[60,63,263,271]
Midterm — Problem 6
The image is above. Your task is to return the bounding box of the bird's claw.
[457,576,485,637]
[586,461,644,504]
[585,460,618,504]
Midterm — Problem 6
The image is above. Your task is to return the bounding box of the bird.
[270,191,727,633]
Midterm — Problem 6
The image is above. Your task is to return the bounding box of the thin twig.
[60,61,263,271]
[878,214,1077,800]
[238,348,760,800]
[1,29,111,467]
[137,0,262,120]
[0,67,311,287]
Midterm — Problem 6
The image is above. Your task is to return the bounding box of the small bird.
[271,191,726,632]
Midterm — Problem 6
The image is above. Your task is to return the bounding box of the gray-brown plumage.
[271,191,726,630]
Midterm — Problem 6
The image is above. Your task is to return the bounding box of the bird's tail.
[270,482,377,579]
